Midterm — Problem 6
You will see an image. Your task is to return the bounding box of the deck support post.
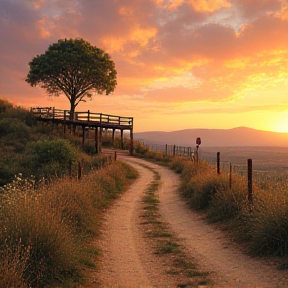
[82,126,86,146]
[121,130,124,149]
[112,129,115,146]
[129,128,133,156]
[95,127,99,154]
[99,127,103,153]
[63,123,66,137]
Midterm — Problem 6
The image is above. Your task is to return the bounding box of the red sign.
[196,137,201,145]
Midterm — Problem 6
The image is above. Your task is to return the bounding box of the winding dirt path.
[88,155,288,288]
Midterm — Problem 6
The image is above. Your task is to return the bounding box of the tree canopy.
[26,38,117,117]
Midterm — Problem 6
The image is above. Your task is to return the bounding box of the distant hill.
[134,127,288,147]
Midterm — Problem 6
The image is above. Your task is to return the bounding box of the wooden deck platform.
[30,107,134,155]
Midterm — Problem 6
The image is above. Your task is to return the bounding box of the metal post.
[217,152,220,174]
[248,158,253,205]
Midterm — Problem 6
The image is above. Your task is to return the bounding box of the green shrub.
[29,139,78,178]
[0,118,31,140]
[83,140,96,154]
[135,141,149,154]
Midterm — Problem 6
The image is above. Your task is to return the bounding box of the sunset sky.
[1,0,288,133]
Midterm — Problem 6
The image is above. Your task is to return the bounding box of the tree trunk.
[70,101,75,120]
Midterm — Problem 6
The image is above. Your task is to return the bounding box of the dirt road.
[89,155,288,288]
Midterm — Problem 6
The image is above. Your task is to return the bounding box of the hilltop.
[134,127,288,147]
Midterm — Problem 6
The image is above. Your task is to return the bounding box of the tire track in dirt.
[90,154,288,288]
[90,157,178,288]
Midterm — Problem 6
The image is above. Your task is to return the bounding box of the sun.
[272,112,288,133]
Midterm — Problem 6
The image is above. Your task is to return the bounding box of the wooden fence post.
[229,162,232,189]
[248,158,253,205]
[114,151,117,161]
[217,152,220,174]
[173,145,176,157]
[165,144,168,156]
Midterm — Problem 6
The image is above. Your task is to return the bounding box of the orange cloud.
[188,0,231,12]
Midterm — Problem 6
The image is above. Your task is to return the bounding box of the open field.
[200,146,288,171]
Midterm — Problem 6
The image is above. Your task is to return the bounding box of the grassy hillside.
[0,99,138,287]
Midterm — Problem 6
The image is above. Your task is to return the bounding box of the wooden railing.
[30,107,133,128]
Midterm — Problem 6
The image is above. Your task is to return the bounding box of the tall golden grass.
[0,161,138,287]
[168,157,288,258]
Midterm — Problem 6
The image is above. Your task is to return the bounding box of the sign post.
[196,137,201,162]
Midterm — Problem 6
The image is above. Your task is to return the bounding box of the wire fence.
[144,143,194,158]
[145,142,288,190]
[203,155,288,190]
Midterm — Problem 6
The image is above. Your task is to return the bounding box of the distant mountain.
[134,127,288,147]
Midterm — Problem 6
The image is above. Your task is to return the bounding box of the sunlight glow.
[273,112,288,133]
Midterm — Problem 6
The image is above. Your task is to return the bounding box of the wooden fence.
[141,142,194,158]
[208,152,288,205]
[30,107,133,128]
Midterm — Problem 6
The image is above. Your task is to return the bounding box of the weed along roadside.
[138,163,210,287]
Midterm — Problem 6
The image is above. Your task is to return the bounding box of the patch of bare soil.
[86,155,288,288]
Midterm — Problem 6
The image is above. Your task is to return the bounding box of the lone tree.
[26,38,117,118]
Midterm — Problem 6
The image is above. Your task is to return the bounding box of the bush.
[0,118,31,140]
[170,157,191,174]
[135,141,149,155]
[207,177,248,223]
[29,139,78,178]
[187,172,228,210]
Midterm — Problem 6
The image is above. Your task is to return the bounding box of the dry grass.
[171,157,288,259]
[0,161,138,287]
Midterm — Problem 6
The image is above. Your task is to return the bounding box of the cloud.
[1,0,288,123]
